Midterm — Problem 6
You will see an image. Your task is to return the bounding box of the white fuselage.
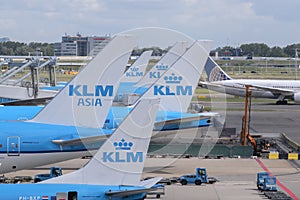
[209,79,300,99]
[0,151,95,174]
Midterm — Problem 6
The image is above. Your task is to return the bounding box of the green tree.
[268,46,286,57]
[240,43,270,57]
[283,44,300,58]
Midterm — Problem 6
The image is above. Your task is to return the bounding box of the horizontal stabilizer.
[51,134,111,146]
[139,177,163,188]
[105,187,156,197]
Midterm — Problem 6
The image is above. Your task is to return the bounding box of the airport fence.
[148,144,253,158]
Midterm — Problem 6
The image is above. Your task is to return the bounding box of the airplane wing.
[105,187,156,197]
[51,134,111,146]
[155,115,211,127]
[199,81,234,89]
[201,81,294,95]
[247,84,294,96]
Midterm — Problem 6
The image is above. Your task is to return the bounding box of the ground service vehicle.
[257,172,277,191]
[180,168,209,185]
[257,172,269,189]
[34,167,62,183]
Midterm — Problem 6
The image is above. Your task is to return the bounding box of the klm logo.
[154,74,192,96]
[69,85,113,96]
[149,64,168,79]
[102,138,143,163]
[69,85,113,107]
[156,64,168,70]
[149,71,162,79]
[164,74,182,84]
[126,67,143,77]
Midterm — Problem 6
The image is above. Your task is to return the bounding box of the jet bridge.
[13,58,57,86]
[0,59,35,84]
[0,56,58,101]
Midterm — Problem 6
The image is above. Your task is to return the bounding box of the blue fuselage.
[0,184,146,200]
[0,121,110,153]
[0,120,111,173]
[0,105,211,131]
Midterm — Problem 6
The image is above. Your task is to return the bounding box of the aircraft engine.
[293,93,300,103]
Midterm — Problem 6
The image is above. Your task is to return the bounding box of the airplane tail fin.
[205,57,232,82]
[198,40,213,53]
[135,42,188,88]
[43,98,159,186]
[141,41,210,112]
[30,35,136,128]
[121,50,152,83]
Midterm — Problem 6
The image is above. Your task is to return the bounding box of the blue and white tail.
[205,57,232,82]
[43,98,159,186]
[135,42,188,88]
[121,50,152,83]
[30,35,136,128]
[141,41,210,112]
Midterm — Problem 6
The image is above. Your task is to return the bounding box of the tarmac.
[3,157,300,199]
[202,101,300,145]
[2,101,300,199]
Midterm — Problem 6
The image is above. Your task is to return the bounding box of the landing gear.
[276,100,288,105]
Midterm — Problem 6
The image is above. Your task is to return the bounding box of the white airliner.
[1,98,161,200]
[202,57,300,104]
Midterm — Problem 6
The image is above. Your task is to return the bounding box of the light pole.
[295,48,298,80]
[265,58,268,73]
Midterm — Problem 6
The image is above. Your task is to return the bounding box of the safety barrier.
[288,153,298,160]
[268,152,279,160]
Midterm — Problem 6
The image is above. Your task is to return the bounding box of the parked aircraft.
[201,57,300,104]
[0,39,213,174]
[0,35,137,174]
[0,98,161,200]
[0,41,213,132]
[107,41,214,136]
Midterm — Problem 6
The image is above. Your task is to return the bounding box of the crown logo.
[155,64,168,70]
[113,138,133,150]
[130,67,139,72]
[164,73,182,84]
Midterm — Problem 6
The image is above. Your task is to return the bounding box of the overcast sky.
[0,0,299,48]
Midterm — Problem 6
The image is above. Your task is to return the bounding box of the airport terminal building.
[54,34,111,57]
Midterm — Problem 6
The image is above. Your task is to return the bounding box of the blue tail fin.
[205,57,232,82]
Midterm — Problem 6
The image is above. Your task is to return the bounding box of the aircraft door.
[7,136,20,156]
[55,191,78,200]
[68,191,78,200]
[56,192,67,200]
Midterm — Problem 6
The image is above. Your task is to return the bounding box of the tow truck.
[179,168,217,185]
[34,166,62,183]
